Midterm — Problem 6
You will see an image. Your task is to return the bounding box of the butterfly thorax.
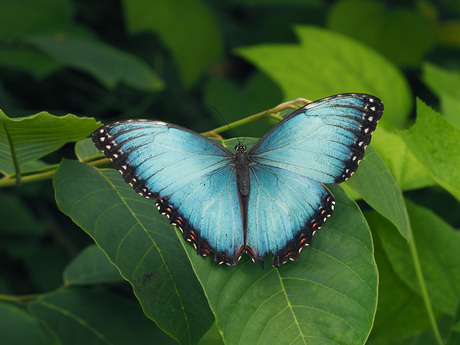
[234,143,251,197]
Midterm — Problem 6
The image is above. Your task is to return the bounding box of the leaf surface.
[54,160,214,345]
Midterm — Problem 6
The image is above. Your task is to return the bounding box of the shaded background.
[1,0,460,344]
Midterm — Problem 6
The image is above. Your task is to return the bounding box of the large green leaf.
[63,244,124,286]
[187,186,378,345]
[27,34,164,92]
[29,288,178,345]
[376,199,460,316]
[123,0,221,86]
[345,146,410,239]
[237,25,412,129]
[54,160,214,345]
[402,100,460,201]
[370,127,435,191]
[0,302,55,345]
[0,110,99,177]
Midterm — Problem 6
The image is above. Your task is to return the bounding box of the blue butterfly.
[92,93,383,267]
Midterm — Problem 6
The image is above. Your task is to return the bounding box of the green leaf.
[123,0,222,86]
[0,110,99,177]
[371,127,435,191]
[377,199,460,316]
[54,160,214,345]
[63,244,124,286]
[422,63,460,128]
[367,212,434,344]
[402,99,460,201]
[345,146,410,239]
[75,137,104,162]
[27,34,164,92]
[186,186,378,345]
[0,302,55,345]
[237,25,412,129]
[0,0,72,39]
[327,0,434,67]
[29,288,178,345]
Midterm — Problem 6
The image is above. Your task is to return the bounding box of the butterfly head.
[234,143,247,153]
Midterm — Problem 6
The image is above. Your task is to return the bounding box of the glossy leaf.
[186,186,378,345]
[0,110,99,176]
[345,146,410,239]
[63,244,124,286]
[237,25,411,129]
[29,288,178,345]
[54,160,214,345]
[75,137,104,162]
[402,100,460,201]
[370,127,435,191]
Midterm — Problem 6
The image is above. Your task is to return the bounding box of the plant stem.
[409,233,444,344]
[1,99,310,188]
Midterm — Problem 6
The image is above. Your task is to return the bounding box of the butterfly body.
[92,93,383,267]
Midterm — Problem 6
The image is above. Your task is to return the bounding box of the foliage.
[1,1,459,345]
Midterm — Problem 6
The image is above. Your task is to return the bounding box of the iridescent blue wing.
[246,164,335,267]
[247,94,383,266]
[249,93,384,183]
[92,120,245,265]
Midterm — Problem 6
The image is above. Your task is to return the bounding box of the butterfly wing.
[246,164,335,267]
[247,93,383,266]
[92,120,245,265]
[250,93,384,183]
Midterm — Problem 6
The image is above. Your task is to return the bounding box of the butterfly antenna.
[241,109,271,144]
[211,106,242,143]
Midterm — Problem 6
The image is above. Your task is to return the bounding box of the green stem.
[201,98,309,137]
[409,233,444,344]
[0,293,43,304]
[0,98,310,188]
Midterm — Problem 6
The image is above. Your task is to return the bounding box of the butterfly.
[92,93,383,267]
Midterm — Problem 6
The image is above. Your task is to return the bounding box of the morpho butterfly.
[92,93,383,267]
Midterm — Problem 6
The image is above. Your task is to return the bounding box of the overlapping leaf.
[237,25,412,129]
[54,160,214,345]
[0,111,99,177]
[187,186,378,345]
[29,288,178,345]
[345,146,410,239]
[402,100,460,201]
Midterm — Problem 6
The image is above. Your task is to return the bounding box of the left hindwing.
[249,93,383,184]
